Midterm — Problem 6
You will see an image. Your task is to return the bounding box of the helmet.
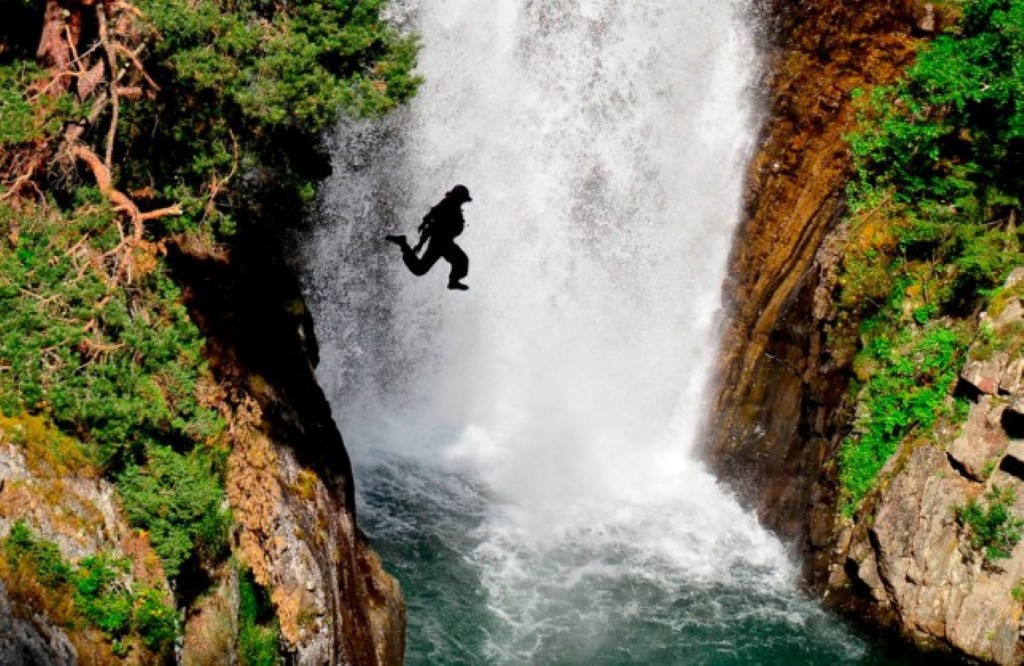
[449,184,472,202]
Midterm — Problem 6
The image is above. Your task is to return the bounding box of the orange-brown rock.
[702,0,916,540]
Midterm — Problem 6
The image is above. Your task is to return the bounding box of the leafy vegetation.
[1,0,419,646]
[0,63,78,148]
[839,324,968,512]
[0,200,229,577]
[117,445,230,578]
[117,0,421,236]
[954,485,1024,564]
[238,567,281,666]
[3,521,177,654]
[849,0,1024,212]
[3,521,73,587]
[0,199,223,467]
[835,0,1023,511]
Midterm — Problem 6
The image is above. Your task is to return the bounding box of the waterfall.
[303,0,870,661]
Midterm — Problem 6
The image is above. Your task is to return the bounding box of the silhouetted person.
[385,185,473,290]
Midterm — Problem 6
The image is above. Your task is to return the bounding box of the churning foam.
[305,0,800,657]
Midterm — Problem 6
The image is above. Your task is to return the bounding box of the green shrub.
[75,554,135,637]
[0,202,225,465]
[117,445,229,578]
[849,0,1024,211]
[237,566,280,666]
[955,485,1024,563]
[3,520,72,587]
[0,63,78,147]
[839,324,968,512]
[0,202,229,578]
[1,0,419,617]
[108,0,421,236]
[836,0,1024,511]
[133,587,178,651]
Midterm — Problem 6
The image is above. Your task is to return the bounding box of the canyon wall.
[0,227,405,665]
[705,0,1024,662]
[169,227,406,665]
[704,0,916,541]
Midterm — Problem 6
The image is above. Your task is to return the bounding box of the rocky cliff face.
[0,421,171,664]
[703,0,917,540]
[170,226,405,665]
[703,0,1024,663]
[0,224,405,664]
[837,270,1024,663]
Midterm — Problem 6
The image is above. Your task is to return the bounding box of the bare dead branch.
[63,22,84,75]
[37,0,72,79]
[138,205,184,224]
[1,169,38,202]
[116,85,143,100]
[114,0,147,19]
[201,130,240,222]
[114,43,159,92]
[71,143,136,215]
[80,338,126,356]
[96,4,120,169]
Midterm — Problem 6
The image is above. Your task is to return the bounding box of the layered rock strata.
[703,0,916,540]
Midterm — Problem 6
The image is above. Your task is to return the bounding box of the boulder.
[961,353,1009,396]
[993,297,1023,330]
[0,581,76,666]
[849,443,1024,663]
[915,2,937,34]
[1004,398,1024,440]
[871,446,969,639]
[947,395,1009,481]
[946,550,1024,664]
[1002,440,1024,480]
[1001,356,1024,395]
[1006,266,1024,290]
[1005,440,1024,466]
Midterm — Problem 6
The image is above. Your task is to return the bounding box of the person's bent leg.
[443,243,469,289]
[404,242,442,276]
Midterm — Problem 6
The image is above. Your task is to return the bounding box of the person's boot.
[448,280,469,291]
[384,234,407,247]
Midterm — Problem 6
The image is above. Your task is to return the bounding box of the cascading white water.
[304,0,872,662]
